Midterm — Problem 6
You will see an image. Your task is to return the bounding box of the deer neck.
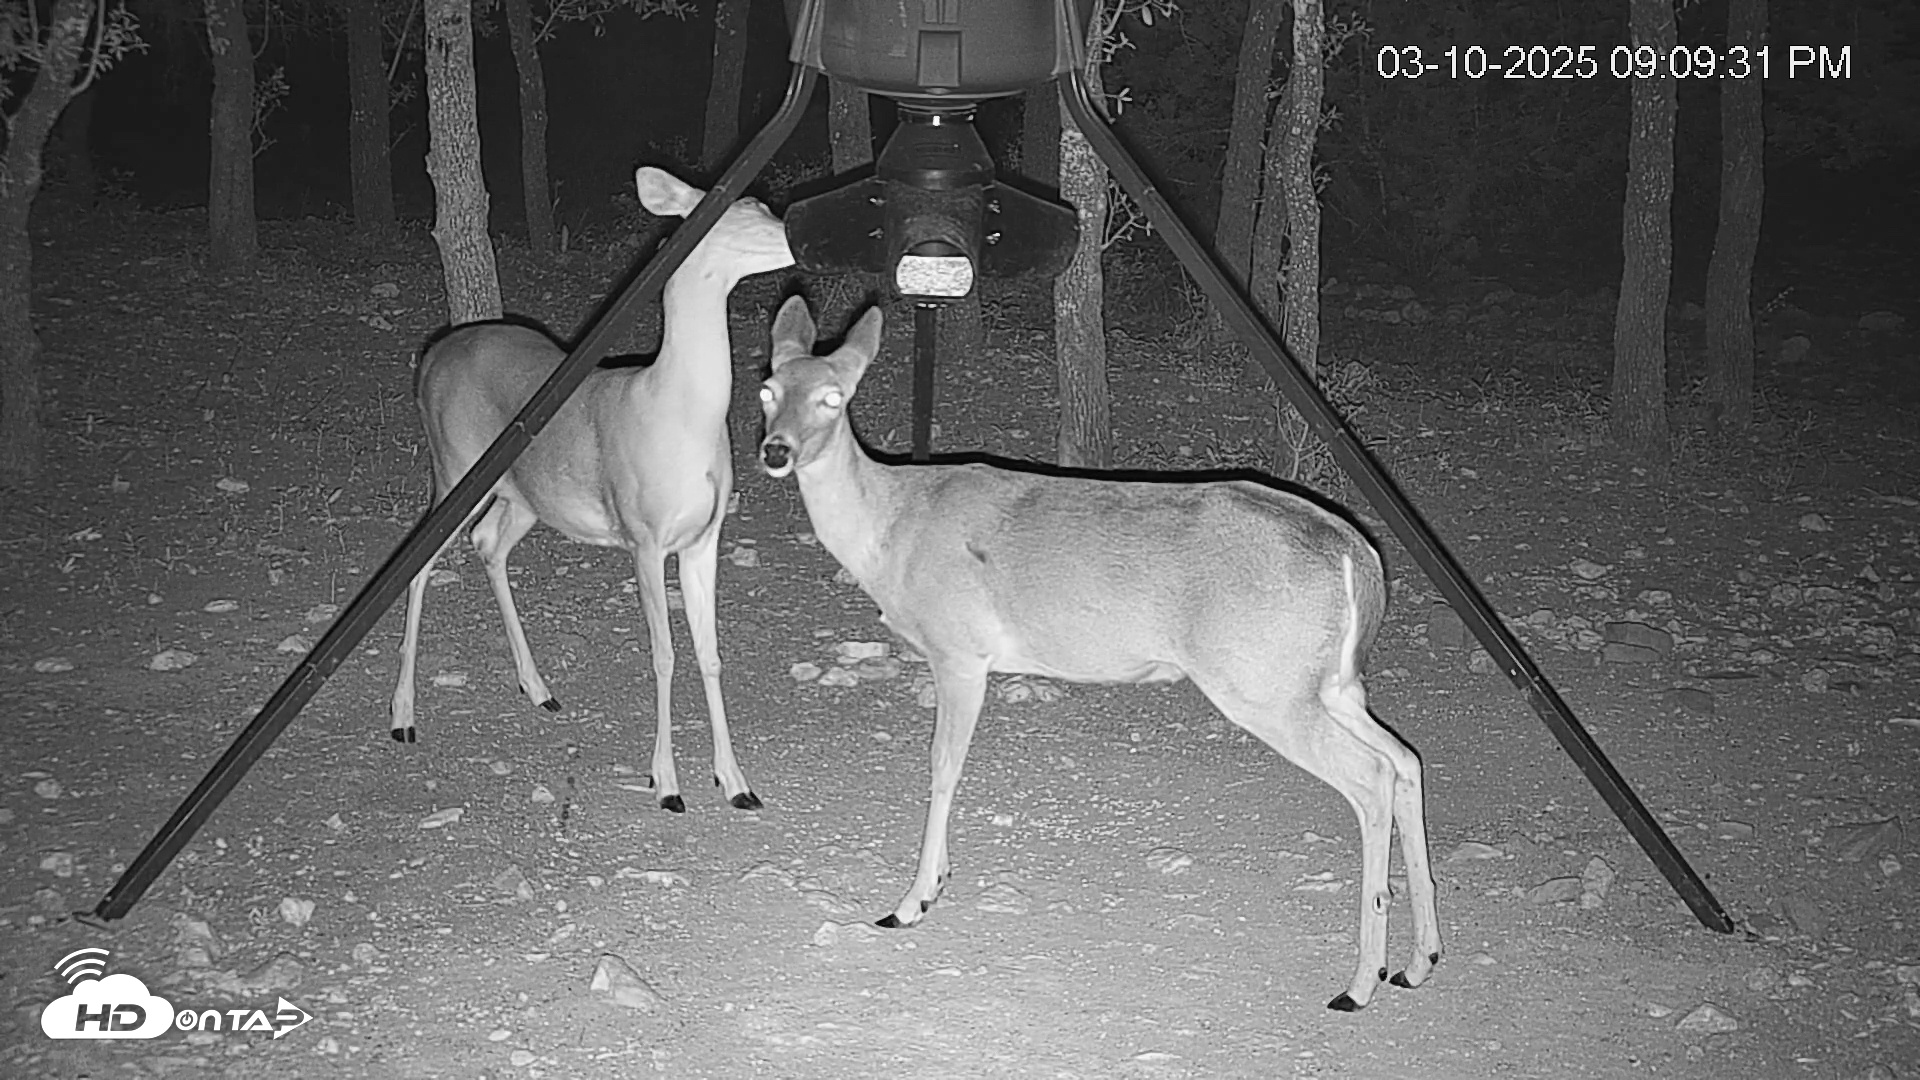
[794,421,902,589]
[653,271,735,413]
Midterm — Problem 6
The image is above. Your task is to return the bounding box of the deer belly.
[874,579,1192,685]
[1001,651,1189,685]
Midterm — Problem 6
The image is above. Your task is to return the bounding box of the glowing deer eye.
[823,390,844,408]
[758,387,774,404]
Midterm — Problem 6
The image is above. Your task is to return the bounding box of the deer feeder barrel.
[780,0,1085,297]
[783,0,1096,103]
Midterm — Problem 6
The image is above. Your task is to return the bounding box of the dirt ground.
[2,210,1917,1080]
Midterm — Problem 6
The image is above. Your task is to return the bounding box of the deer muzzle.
[760,437,795,477]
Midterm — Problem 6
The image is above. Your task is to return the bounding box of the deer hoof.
[391,727,416,744]
[658,794,686,814]
[1326,992,1363,1012]
[539,697,560,713]
[729,791,764,811]
[1389,971,1415,989]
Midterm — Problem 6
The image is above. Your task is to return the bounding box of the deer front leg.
[879,659,989,928]
[631,546,683,813]
[677,530,760,809]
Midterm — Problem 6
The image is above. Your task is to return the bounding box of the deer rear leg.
[1206,683,1399,1011]
[1380,738,1442,991]
[1309,745,1396,1010]
[469,496,559,715]
[1315,675,1442,993]
[390,543,443,743]
[879,659,988,929]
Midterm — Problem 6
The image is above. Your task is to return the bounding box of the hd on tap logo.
[40,948,176,1039]
[39,947,313,1041]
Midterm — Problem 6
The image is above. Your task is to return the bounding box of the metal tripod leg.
[1056,68,1732,935]
[911,304,938,460]
[89,65,822,924]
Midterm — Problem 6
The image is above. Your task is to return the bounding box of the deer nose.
[760,438,793,475]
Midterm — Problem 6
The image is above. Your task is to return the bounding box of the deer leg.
[392,488,498,742]
[1206,681,1399,1011]
[879,658,989,928]
[470,496,557,714]
[1323,683,1442,991]
[1385,758,1442,991]
[630,544,683,812]
[677,531,759,809]
[389,540,444,743]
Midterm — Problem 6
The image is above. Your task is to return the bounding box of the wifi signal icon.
[55,948,110,985]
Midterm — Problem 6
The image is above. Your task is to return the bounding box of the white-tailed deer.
[756,297,1440,1010]
[391,167,792,813]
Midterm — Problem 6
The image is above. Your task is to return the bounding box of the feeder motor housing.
[784,0,1096,103]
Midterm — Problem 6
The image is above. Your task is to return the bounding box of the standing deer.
[391,167,792,813]
[756,297,1441,1010]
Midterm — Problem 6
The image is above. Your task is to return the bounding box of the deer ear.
[832,306,883,389]
[769,296,817,369]
[844,306,883,363]
[633,167,703,218]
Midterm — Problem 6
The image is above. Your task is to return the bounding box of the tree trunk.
[345,0,395,234]
[1213,0,1283,315]
[424,0,503,325]
[1254,0,1325,482]
[1020,87,1058,185]
[1250,114,1285,321]
[0,0,93,485]
[1053,25,1111,469]
[700,0,750,171]
[827,77,873,173]
[501,0,556,257]
[1611,0,1677,463]
[1703,0,1765,436]
[206,0,258,271]
[55,85,97,207]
